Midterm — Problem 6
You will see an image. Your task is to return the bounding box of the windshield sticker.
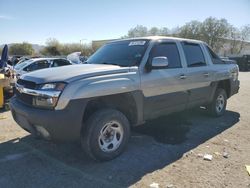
[129,41,146,46]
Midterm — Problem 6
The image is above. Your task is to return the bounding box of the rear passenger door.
[181,42,213,108]
[141,42,189,119]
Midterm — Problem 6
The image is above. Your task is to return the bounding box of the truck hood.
[21,64,133,84]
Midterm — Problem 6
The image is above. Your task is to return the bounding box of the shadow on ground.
[0,109,240,187]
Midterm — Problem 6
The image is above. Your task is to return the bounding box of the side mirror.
[151,56,169,69]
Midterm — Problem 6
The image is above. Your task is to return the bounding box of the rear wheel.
[81,108,130,161]
[207,88,227,117]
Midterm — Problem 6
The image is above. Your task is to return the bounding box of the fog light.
[35,125,51,140]
[33,96,58,109]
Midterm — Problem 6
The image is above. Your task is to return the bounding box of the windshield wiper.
[101,62,120,66]
[85,61,121,66]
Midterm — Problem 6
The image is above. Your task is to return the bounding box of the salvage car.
[10,36,240,161]
[14,58,72,77]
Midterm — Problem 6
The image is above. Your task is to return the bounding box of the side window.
[34,60,50,70]
[52,59,71,67]
[150,42,182,68]
[182,42,206,67]
[24,60,49,71]
[23,64,34,71]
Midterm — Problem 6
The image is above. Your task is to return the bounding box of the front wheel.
[81,109,130,161]
[207,88,227,117]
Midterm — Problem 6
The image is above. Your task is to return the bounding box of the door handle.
[179,74,187,79]
[203,72,210,77]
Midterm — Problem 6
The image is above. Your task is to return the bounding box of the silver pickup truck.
[10,36,240,161]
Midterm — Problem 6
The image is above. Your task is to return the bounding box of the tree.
[61,43,83,55]
[124,25,170,38]
[127,25,148,38]
[200,17,230,51]
[9,42,34,55]
[178,21,202,39]
[176,17,231,52]
[228,26,241,54]
[238,25,250,54]
[40,38,62,56]
[148,27,169,36]
[40,38,95,57]
[148,27,160,36]
[159,27,169,36]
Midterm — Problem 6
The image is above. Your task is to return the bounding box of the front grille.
[15,79,36,106]
[14,87,33,106]
[17,79,37,89]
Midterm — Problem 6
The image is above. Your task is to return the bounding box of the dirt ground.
[0,72,249,188]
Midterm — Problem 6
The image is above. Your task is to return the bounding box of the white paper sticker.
[129,41,146,46]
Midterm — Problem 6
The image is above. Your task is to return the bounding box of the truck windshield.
[87,40,149,67]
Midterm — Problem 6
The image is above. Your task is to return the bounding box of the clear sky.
[0,0,249,45]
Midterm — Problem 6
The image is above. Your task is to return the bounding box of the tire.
[207,88,227,117]
[81,108,130,161]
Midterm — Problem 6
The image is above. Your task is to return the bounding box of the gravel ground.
[0,72,249,188]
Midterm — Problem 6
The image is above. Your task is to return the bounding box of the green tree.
[200,17,230,50]
[40,38,95,57]
[9,42,34,55]
[61,43,83,55]
[124,25,169,38]
[127,25,148,38]
[148,27,160,35]
[159,27,169,36]
[61,43,94,56]
[40,38,62,56]
[178,21,202,39]
[176,17,231,52]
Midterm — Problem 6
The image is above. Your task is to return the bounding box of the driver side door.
[140,42,189,120]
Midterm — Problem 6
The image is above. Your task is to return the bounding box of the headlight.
[38,82,66,91]
[33,82,66,109]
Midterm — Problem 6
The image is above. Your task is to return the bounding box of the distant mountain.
[0,43,45,53]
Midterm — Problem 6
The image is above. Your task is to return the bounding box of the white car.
[14,58,72,77]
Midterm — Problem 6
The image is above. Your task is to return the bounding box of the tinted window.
[52,59,71,67]
[87,40,149,67]
[182,42,206,67]
[24,60,49,71]
[150,43,181,68]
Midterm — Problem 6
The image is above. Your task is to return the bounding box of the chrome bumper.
[16,83,61,98]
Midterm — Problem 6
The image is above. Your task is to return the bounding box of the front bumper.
[10,97,88,142]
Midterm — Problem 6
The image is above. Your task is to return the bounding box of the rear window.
[182,42,206,67]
